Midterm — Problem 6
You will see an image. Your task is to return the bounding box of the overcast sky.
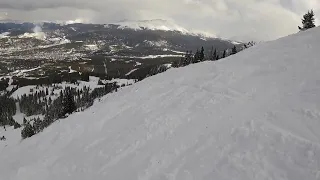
[0,0,319,41]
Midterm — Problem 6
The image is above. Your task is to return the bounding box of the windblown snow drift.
[1,27,320,180]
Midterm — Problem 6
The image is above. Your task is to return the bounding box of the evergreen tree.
[183,51,192,66]
[231,46,237,55]
[98,79,104,85]
[33,117,42,133]
[81,72,90,81]
[7,116,15,126]
[193,49,200,63]
[299,10,316,31]
[62,88,76,116]
[21,123,35,139]
[222,50,226,58]
[187,51,193,65]
[14,121,21,129]
[23,117,27,125]
[213,48,217,61]
[209,46,214,60]
[0,95,16,127]
[200,47,205,61]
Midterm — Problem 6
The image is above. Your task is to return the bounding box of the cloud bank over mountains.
[0,0,319,41]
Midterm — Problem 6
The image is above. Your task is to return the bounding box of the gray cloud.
[0,0,319,41]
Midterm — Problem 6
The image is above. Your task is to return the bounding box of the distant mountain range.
[0,20,242,61]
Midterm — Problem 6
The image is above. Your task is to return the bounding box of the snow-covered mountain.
[0,21,238,60]
[2,26,320,180]
[112,19,219,39]
[113,19,190,33]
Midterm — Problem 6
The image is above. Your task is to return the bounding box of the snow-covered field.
[1,27,320,180]
[10,76,104,100]
[9,76,136,101]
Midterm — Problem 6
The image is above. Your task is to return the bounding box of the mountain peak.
[111,19,190,34]
[110,19,221,39]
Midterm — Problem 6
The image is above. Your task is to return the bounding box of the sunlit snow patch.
[135,62,142,66]
[64,18,88,25]
[144,40,168,47]
[69,66,77,73]
[0,32,10,39]
[231,41,242,45]
[85,44,99,51]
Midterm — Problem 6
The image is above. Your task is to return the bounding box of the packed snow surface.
[2,28,320,180]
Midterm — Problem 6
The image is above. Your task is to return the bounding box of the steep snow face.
[2,28,320,180]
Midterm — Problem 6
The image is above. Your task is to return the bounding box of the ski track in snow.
[126,69,138,76]
[112,54,183,59]
[9,67,41,77]
[1,28,320,180]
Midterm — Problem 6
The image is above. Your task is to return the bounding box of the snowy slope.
[2,28,320,180]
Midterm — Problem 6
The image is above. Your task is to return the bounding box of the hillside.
[1,27,320,180]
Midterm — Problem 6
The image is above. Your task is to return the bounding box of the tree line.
[172,42,254,68]
[0,95,20,130]
[20,82,120,139]
[0,80,120,139]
